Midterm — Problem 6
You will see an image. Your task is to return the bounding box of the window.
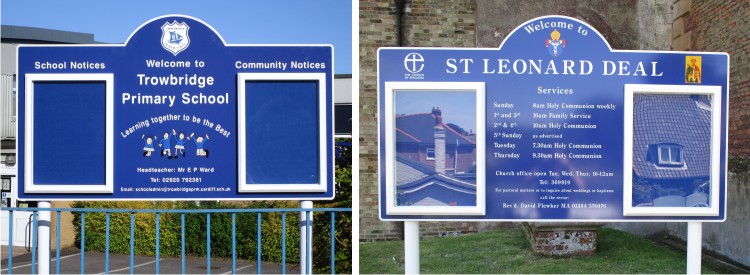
[426,148,435,160]
[334,104,352,136]
[1,178,10,191]
[11,75,17,120]
[657,144,683,166]
[5,154,15,165]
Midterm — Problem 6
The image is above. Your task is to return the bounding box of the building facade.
[0,25,99,249]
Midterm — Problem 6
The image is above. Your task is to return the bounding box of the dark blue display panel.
[378,15,729,221]
[17,15,334,200]
[245,81,319,184]
[33,82,106,185]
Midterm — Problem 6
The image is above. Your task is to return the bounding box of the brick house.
[396,107,476,175]
[395,107,477,206]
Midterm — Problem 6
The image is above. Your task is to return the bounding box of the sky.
[396,91,477,134]
[1,0,353,74]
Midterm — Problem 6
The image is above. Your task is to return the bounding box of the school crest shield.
[161,21,190,56]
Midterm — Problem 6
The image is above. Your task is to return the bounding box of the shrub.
[72,200,301,263]
[71,138,352,272]
[311,138,353,273]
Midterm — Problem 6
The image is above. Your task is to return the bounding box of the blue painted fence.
[2,207,351,274]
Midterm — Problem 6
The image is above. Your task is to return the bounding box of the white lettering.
[136,74,214,88]
[446,58,458,73]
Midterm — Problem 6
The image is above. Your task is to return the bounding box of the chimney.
[433,107,446,174]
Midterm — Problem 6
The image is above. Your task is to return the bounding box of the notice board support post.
[300,200,313,274]
[404,221,419,274]
[38,201,51,275]
[687,222,702,274]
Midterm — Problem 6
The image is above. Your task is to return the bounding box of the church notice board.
[17,15,334,201]
[378,15,728,221]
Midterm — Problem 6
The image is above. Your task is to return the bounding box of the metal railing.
[2,207,352,274]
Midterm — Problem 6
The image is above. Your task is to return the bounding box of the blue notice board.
[17,15,333,200]
[378,15,728,221]
[33,82,107,185]
[245,81,320,184]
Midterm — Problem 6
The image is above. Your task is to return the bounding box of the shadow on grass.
[360,224,723,274]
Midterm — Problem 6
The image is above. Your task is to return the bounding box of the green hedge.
[311,139,352,273]
[72,200,300,263]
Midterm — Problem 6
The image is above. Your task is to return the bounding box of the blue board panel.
[245,81,319,184]
[33,82,106,185]
[378,15,729,221]
[16,15,334,200]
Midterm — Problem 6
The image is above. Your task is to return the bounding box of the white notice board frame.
[24,73,115,194]
[623,84,722,217]
[382,81,486,216]
[236,73,328,193]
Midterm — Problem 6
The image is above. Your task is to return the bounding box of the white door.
[13,211,34,248]
[0,207,9,245]
[0,175,34,248]
[1,210,35,248]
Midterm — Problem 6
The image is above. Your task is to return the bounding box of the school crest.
[161,21,190,56]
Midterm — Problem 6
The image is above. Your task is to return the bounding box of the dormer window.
[657,144,684,166]
[426,148,435,160]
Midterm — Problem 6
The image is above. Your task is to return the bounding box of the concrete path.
[1,246,300,274]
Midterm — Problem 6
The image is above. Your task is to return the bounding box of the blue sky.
[1,0,353,74]
[396,91,477,134]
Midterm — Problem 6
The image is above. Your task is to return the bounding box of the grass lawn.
[360,225,721,274]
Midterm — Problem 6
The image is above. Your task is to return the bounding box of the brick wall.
[668,0,750,267]
[360,0,395,241]
[51,201,75,249]
[359,0,478,241]
[673,0,750,156]
[523,222,601,256]
[454,147,476,173]
[476,0,671,50]
[611,1,750,268]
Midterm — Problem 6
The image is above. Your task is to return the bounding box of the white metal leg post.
[687,222,702,274]
[404,221,420,274]
[300,201,313,274]
[38,201,51,275]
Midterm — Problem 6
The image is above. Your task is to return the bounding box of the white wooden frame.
[236,73,328,193]
[384,82,486,215]
[623,84,721,216]
[24,73,114,194]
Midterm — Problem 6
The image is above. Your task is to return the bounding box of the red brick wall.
[454,146,476,173]
[675,0,750,155]
[668,0,750,267]
[395,143,421,163]
[395,143,476,173]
